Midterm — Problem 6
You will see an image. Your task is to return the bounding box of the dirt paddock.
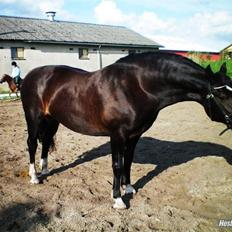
[0,100,232,232]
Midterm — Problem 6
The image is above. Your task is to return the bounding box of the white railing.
[0,93,20,100]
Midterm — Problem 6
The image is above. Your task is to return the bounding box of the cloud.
[94,0,135,25]
[0,0,15,2]
[152,35,224,51]
[132,11,177,34]
[94,0,232,51]
[0,0,77,21]
[1,0,231,51]
[189,11,232,37]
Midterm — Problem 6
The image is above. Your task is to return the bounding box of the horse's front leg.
[121,135,141,195]
[110,135,127,209]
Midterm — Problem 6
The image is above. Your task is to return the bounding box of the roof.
[220,44,232,53]
[0,15,163,48]
[161,49,220,55]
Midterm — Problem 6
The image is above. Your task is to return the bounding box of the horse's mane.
[115,51,204,72]
[3,74,13,79]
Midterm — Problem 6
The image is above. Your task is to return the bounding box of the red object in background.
[162,50,221,61]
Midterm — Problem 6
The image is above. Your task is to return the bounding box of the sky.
[0,0,232,52]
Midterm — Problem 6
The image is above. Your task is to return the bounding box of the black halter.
[206,86,232,135]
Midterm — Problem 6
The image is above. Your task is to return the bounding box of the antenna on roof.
[45,11,56,21]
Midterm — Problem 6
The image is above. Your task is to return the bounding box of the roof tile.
[0,15,162,48]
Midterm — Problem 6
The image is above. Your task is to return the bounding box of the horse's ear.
[206,65,213,75]
[219,62,227,74]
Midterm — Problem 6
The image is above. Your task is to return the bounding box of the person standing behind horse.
[11,61,21,89]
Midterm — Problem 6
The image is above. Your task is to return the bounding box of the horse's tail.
[37,116,57,152]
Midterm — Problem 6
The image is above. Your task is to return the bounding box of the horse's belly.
[51,112,109,136]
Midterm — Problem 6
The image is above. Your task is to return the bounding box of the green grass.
[199,59,232,78]
[0,87,10,94]
[187,53,232,78]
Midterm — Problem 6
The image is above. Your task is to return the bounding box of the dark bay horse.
[21,52,232,209]
[0,74,21,98]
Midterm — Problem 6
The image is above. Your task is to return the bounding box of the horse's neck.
[5,75,13,83]
[5,75,17,92]
[153,71,209,110]
[157,88,203,110]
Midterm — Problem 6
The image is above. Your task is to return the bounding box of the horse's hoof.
[113,198,127,209]
[124,184,136,195]
[30,177,39,184]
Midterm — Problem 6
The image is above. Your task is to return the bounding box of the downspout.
[98,45,103,69]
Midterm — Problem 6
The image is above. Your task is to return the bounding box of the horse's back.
[21,65,89,114]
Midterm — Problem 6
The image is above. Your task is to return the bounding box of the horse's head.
[0,74,8,84]
[205,63,232,133]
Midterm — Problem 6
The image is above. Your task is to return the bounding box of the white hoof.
[113,198,126,209]
[124,184,136,195]
[30,177,39,184]
[29,163,39,183]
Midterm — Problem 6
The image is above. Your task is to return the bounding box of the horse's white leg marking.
[124,184,136,195]
[29,163,39,184]
[40,158,49,175]
[113,197,127,209]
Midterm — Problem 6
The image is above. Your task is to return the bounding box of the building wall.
[0,41,131,76]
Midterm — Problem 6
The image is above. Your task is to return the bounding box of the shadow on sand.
[0,202,49,232]
[48,137,232,191]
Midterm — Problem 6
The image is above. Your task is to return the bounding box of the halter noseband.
[207,85,232,135]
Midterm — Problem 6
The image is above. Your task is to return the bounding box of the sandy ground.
[0,100,232,232]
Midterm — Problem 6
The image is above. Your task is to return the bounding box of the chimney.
[46,11,56,21]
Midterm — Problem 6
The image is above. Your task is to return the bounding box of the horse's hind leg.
[26,112,41,184]
[39,116,59,175]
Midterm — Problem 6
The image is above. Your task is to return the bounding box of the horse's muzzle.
[219,114,232,136]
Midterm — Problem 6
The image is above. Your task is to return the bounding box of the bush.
[199,59,232,78]
[187,52,232,78]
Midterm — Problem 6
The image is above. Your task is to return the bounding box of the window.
[128,49,136,55]
[11,47,24,59]
[79,48,89,59]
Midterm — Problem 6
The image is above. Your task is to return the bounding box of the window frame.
[79,48,89,60]
[11,47,25,60]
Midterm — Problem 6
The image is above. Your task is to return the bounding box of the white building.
[0,13,162,80]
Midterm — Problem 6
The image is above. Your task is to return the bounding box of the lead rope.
[206,85,232,136]
[206,84,214,122]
